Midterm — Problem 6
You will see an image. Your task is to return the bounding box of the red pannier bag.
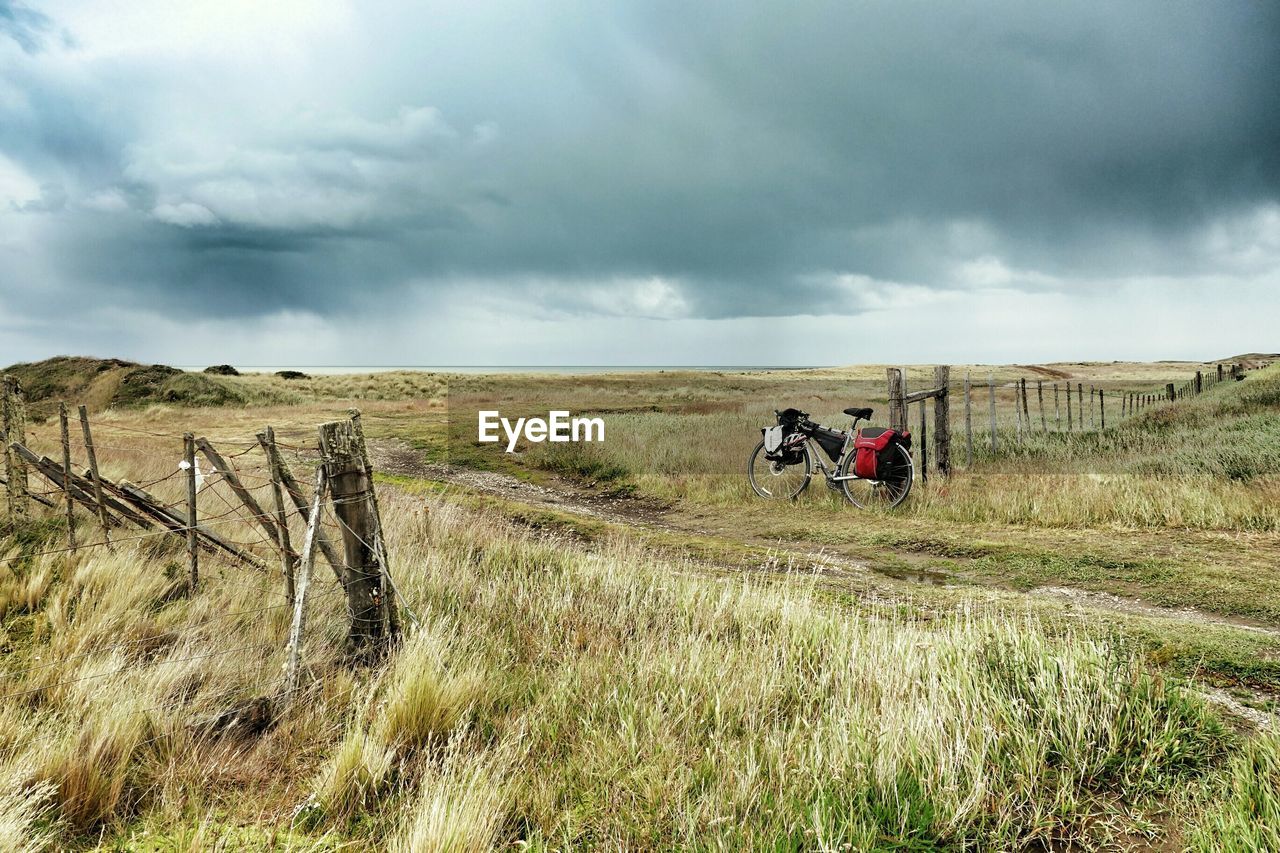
[853,427,896,479]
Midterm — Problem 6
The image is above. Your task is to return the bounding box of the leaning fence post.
[963,370,973,468]
[988,372,997,453]
[918,400,928,481]
[59,403,77,552]
[281,467,326,700]
[78,406,112,546]
[933,366,950,477]
[184,433,198,591]
[264,427,297,605]
[197,437,285,552]
[886,368,907,432]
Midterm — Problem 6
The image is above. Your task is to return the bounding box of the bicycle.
[747,407,914,508]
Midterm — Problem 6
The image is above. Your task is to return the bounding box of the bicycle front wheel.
[839,444,913,509]
[748,440,811,500]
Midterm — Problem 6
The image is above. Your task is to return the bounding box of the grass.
[0,356,1278,848]
[0,483,1273,849]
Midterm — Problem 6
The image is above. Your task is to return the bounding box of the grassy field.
[1,356,1278,849]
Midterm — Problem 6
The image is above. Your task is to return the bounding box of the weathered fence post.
[933,365,950,477]
[1089,386,1096,430]
[1020,378,1030,434]
[348,411,400,639]
[264,427,297,605]
[964,370,973,467]
[78,406,112,546]
[256,433,345,586]
[918,401,928,481]
[988,371,998,453]
[1014,379,1024,443]
[59,403,76,552]
[1166,382,1176,401]
[1077,384,1084,427]
[320,416,396,659]
[184,433,198,590]
[886,368,907,432]
[1217,364,1224,383]
[1195,370,1203,395]
[281,466,326,700]
[1037,381,1045,431]
[1066,380,1073,431]
[1099,389,1106,429]
[197,437,285,553]
[2,375,29,522]
[1054,383,1061,430]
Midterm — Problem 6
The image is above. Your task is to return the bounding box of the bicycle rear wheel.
[748,440,811,499]
[839,444,913,509]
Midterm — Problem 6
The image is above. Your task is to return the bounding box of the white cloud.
[80,188,130,213]
[152,201,219,227]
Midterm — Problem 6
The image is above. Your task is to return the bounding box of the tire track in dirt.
[370,439,1280,641]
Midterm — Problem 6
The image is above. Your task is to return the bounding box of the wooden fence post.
[59,403,76,552]
[256,433,345,586]
[1054,383,1061,430]
[78,406,112,546]
[1195,370,1203,395]
[933,365,950,477]
[1037,381,1045,431]
[1166,382,1176,401]
[886,368,907,432]
[1077,384,1084,427]
[265,427,297,605]
[2,375,29,522]
[918,401,928,481]
[1089,386,1096,430]
[964,370,973,467]
[348,411,400,640]
[1020,378,1030,433]
[1099,389,1106,430]
[320,416,394,660]
[197,437,286,554]
[1014,379,1023,442]
[281,466,326,699]
[1066,380,1073,431]
[988,371,998,453]
[1217,364,1224,383]
[184,433,198,590]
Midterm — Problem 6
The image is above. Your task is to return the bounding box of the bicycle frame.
[803,416,868,484]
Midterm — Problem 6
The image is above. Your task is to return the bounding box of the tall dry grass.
[0,482,1261,848]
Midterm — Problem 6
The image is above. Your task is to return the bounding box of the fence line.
[0,381,408,713]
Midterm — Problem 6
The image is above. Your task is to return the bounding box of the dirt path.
[369,438,1280,640]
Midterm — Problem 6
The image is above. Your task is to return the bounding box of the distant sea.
[177,365,813,375]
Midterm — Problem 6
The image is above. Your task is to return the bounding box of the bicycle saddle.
[843,407,874,419]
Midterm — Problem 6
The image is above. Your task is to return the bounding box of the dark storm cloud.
[1,0,1279,328]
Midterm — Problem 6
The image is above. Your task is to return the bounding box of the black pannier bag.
[762,408,809,465]
[809,425,846,463]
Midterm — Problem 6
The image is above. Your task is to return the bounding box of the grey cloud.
[1,0,1278,339]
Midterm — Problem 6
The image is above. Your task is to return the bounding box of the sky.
[1,0,1278,367]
